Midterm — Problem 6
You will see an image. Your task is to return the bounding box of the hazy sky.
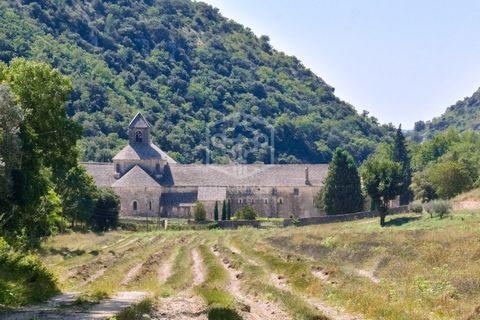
[201,0,480,128]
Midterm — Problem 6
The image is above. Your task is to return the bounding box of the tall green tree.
[213,201,219,221]
[361,157,403,227]
[392,126,412,204]
[320,148,363,215]
[91,188,120,232]
[0,59,86,244]
[221,200,227,220]
[227,199,232,220]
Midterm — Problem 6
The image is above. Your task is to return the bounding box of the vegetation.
[318,148,363,215]
[193,202,206,222]
[91,188,120,232]
[361,157,403,226]
[423,199,452,218]
[411,86,480,141]
[235,206,257,220]
[221,200,227,221]
[0,0,394,164]
[213,201,219,221]
[0,237,58,306]
[392,126,412,204]
[408,200,423,213]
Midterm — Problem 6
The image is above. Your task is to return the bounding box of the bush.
[423,200,452,219]
[235,206,257,220]
[193,202,206,221]
[0,238,59,306]
[91,188,120,231]
[408,200,424,213]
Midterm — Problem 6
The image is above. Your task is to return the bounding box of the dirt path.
[212,246,290,320]
[153,294,208,320]
[191,248,205,286]
[1,291,149,320]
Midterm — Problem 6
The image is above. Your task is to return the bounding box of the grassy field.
[16,210,480,319]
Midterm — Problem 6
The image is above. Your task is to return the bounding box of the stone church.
[84,113,329,219]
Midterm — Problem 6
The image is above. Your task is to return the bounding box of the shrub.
[423,200,452,219]
[0,238,58,306]
[91,188,120,231]
[408,200,424,213]
[193,202,206,221]
[236,206,257,220]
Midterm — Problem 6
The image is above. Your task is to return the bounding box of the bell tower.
[128,112,150,146]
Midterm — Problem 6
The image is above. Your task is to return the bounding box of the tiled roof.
[82,162,115,187]
[128,112,150,128]
[160,191,198,206]
[111,165,161,188]
[112,144,177,163]
[198,187,227,201]
[161,164,328,187]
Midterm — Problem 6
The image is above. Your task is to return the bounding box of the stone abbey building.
[84,113,328,219]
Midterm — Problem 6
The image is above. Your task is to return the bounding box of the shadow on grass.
[208,308,242,320]
[385,216,420,227]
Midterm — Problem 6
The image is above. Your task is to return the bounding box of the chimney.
[305,166,311,185]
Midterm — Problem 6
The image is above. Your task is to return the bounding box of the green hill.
[0,0,393,163]
[412,87,480,142]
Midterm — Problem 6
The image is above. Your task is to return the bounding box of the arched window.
[148,201,152,211]
[264,199,268,204]
[238,199,242,204]
[133,201,138,211]
[251,199,255,204]
[115,163,120,174]
[156,163,161,173]
[278,198,283,204]
[135,131,142,143]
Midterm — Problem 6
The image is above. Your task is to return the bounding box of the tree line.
[0,59,119,248]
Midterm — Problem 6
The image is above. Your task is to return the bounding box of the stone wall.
[113,186,161,217]
[226,185,321,218]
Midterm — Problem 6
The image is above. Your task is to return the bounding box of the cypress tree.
[227,199,232,220]
[221,200,227,220]
[322,148,364,215]
[214,201,219,221]
[392,125,412,204]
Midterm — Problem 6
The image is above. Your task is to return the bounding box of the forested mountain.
[0,0,394,164]
[412,87,480,142]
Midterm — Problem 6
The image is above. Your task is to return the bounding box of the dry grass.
[34,211,480,320]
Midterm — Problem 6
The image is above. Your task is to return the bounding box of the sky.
[201,0,480,129]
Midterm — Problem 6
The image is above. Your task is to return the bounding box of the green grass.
[110,298,154,320]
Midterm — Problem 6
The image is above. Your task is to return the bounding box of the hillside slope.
[413,87,480,141]
[0,0,393,163]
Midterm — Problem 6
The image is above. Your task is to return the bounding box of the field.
[8,211,480,319]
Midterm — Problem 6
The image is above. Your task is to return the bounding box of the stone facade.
[83,113,329,219]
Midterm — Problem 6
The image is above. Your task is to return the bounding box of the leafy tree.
[193,202,206,222]
[410,171,436,202]
[221,199,227,220]
[425,160,473,199]
[392,126,412,204]
[361,157,403,227]
[320,148,363,215]
[56,166,97,228]
[236,206,257,220]
[213,201,219,221]
[0,84,23,222]
[91,188,119,231]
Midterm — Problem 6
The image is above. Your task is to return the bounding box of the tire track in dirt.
[212,245,290,320]
[191,248,205,286]
[152,246,208,319]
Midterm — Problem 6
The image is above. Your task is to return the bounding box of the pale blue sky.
[201,0,480,128]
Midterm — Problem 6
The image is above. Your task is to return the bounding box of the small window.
[156,163,161,173]
[293,188,299,196]
[278,198,283,204]
[148,201,152,211]
[135,131,142,143]
[133,201,138,211]
[238,199,242,204]
[251,199,255,204]
[264,199,268,204]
